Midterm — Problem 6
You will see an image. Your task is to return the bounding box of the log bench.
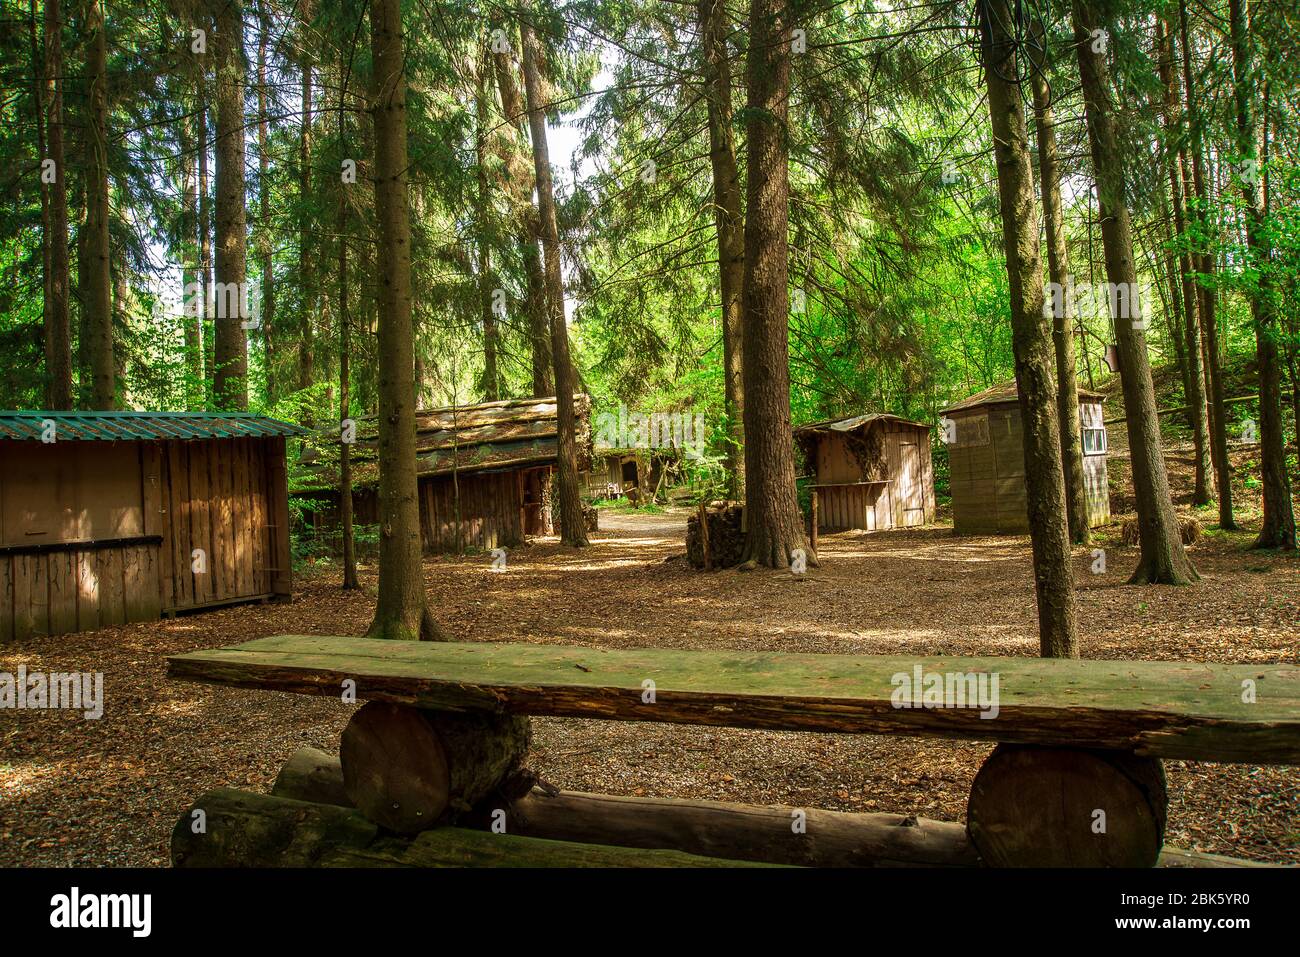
[167,635,1300,868]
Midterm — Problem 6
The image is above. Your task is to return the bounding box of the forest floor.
[2,452,1297,867]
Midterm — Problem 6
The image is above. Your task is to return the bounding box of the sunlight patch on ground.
[0,761,63,800]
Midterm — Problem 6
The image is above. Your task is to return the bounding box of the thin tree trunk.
[211,0,249,410]
[338,5,358,590]
[1228,0,1295,549]
[474,47,499,402]
[738,0,809,570]
[1179,0,1234,528]
[523,232,552,396]
[30,0,52,403]
[298,0,315,403]
[1030,65,1089,546]
[339,178,359,589]
[521,15,587,547]
[982,0,1078,657]
[198,98,213,399]
[1073,1,1196,584]
[180,112,203,409]
[41,0,73,409]
[491,36,552,397]
[1156,15,1210,506]
[366,0,443,639]
[257,9,276,405]
[700,0,745,499]
[83,0,114,409]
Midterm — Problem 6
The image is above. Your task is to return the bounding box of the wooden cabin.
[0,411,303,642]
[794,414,936,533]
[297,396,592,553]
[583,451,642,499]
[941,381,1110,535]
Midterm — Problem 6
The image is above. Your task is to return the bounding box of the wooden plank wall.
[160,437,282,610]
[950,402,1108,534]
[0,542,162,642]
[814,423,935,533]
[419,471,525,552]
[949,408,1022,534]
[1,436,288,641]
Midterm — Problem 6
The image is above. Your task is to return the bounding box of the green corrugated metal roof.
[0,411,308,442]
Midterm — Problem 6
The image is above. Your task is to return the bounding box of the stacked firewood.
[687,501,745,569]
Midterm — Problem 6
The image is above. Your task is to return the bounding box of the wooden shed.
[794,414,936,533]
[1,411,303,642]
[297,395,592,553]
[940,381,1109,535]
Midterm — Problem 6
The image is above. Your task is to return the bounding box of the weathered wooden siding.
[813,423,935,533]
[1080,399,1110,527]
[1,436,290,641]
[343,467,537,554]
[156,437,287,611]
[949,400,1108,535]
[0,541,164,642]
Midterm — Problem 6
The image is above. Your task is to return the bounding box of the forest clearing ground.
[2,490,1296,866]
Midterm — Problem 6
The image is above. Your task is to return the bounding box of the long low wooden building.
[297,395,592,553]
[1,411,304,642]
[795,413,936,533]
[941,381,1110,535]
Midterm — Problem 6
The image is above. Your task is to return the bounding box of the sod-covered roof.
[298,395,592,491]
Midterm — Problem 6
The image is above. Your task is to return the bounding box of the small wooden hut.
[1,411,303,642]
[941,381,1109,534]
[583,451,642,499]
[794,414,936,533]
[297,396,592,552]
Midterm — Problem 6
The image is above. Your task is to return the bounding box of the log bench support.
[339,702,531,834]
[967,745,1168,867]
[166,635,1300,868]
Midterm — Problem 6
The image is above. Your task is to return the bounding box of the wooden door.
[898,441,925,527]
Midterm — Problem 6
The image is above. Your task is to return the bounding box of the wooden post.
[809,491,819,550]
[266,436,292,600]
[698,502,712,571]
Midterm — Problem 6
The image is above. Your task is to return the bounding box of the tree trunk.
[491,37,553,398]
[180,111,204,410]
[38,0,73,409]
[1179,0,1234,528]
[339,178,359,591]
[474,47,500,402]
[298,0,315,405]
[520,16,587,547]
[30,1,51,402]
[1228,0,1296,550]
[980,0,1078,658]
[211,0,249,410]
[366,0,443,640]
[738,0,809,570]
[1073,1,1197,585]
[1157,16,1210,507]
[198,99,214,399]
[83,0,114,410]
[257,12,276,406]
[1030,66,1089,546]
[700,0,745,499]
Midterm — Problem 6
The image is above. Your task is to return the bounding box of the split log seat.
[167,635,1300,868]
